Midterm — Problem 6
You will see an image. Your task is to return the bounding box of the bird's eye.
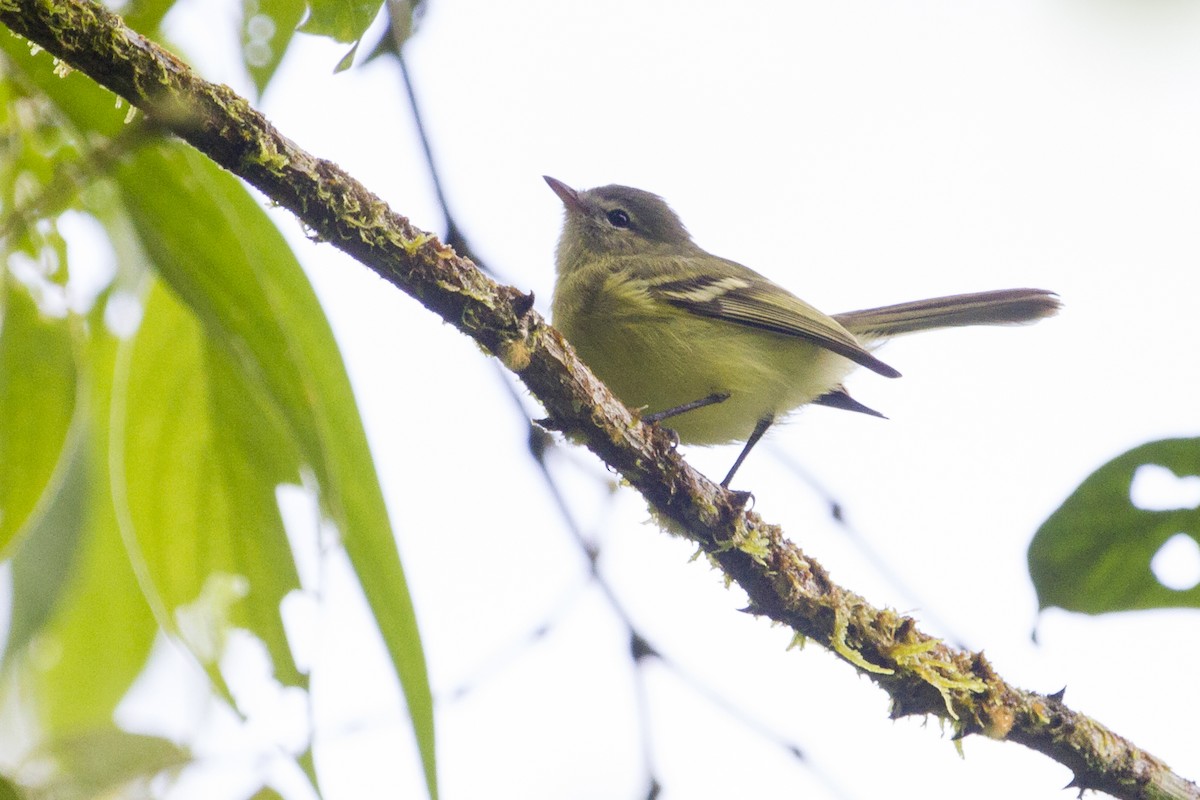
[606,209,631,229]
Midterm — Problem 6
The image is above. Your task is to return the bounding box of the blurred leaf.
[1030,438,1200,613]
[11,330,159,739]
[364,0,427,62]
[113,143,435,796]
[1,43,160,748]
[0,324,158,800]
[32,478,156,740]
[0,84,84,258]
[243,0,307,94]
[2,20,435,798]
[333,44,359,72]
[117,277,304,690]
[2,383,88,664]
[298,0,383,71]
[121,0,180,36]
[22,727,188,800]
[299,0,382,41]
[0,285,76,555]
[0,35,125,141]
[0,775,21,800]
[0,64,84,174]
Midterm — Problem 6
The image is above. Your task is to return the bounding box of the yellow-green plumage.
[553,255,862,445]
[546,177,1060,480]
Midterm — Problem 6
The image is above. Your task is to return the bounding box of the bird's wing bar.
[650,269,901,378]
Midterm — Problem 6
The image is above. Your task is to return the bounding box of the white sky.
[153,1,1200,798]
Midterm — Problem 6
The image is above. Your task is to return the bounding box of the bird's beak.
[543,175,583,212]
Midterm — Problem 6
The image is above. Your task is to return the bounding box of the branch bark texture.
[1,2,1194,799]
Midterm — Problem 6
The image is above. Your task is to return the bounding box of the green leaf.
[298,0,383,42]
[0,284,77,555]
[243,0,308,94]
[112,143,436,797]
[0,774,22,800]
[2,29,169,735]
[2,392,89,664]
[116,278,305,691]
[23,727,189,800]
[363,0,427,63]
[2,24,434,798]
[1030,438,1200,613]
[3,329,159,742]
[298,0,383,70]
[30,450,159,740]
[0,34,126,141]
[121,0,181,37]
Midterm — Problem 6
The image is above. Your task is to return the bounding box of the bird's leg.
[721,416,773,488]
[644,392,730,423]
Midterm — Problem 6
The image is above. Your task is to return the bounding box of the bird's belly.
[564,310,857,445]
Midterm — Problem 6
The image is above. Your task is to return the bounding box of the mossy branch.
[1,2,1195,798]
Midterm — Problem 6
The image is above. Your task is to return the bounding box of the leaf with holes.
[1029,438,1200,613]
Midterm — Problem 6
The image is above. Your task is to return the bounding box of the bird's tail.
[835,288,1061,340]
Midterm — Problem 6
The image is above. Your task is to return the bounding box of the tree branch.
[2,2,1194,798]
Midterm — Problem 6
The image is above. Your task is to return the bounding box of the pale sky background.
[136,1,1200,798]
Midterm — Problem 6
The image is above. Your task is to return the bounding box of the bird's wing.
[811,386,887,418]
[645,260,900,378]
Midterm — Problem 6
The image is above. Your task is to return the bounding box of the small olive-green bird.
[545,176,1060,487]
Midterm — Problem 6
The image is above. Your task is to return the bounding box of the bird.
[545,176,1060,487]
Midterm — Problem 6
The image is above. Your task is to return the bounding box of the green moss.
[830,605,893,675]
[885,636,986,720]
